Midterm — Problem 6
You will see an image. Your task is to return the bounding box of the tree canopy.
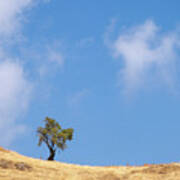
[37,117,74,160]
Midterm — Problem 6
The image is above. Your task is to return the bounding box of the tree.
[37,117,74,161]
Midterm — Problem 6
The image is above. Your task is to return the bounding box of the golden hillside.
[0,147,180,180]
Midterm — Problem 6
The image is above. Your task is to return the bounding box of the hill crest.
[0,147,180,180]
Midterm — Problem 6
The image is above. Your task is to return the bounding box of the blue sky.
[0,0,180,166]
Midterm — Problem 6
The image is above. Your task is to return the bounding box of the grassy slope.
[0,147,180,180]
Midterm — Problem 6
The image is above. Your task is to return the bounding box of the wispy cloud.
[36,44,65,77]
[47,49,64,66]
[76,37,94,48]
[106,20,180,94]
[68,89,90,107]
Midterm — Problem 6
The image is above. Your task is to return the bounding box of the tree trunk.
[47,148,55,161]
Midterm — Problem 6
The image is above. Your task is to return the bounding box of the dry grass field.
[0,147,180,180]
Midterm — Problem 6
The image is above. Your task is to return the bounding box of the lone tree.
[37,117,74,161]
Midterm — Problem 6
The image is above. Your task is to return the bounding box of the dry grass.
[0,147,180,180]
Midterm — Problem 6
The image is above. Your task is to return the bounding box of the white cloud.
[0,0,36,146]
[0,0,57,146]
[0,60,32,146]
[0,0,33,37]
[107,20,180,94]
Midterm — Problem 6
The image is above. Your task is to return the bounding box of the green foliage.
[37,117,74,160]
